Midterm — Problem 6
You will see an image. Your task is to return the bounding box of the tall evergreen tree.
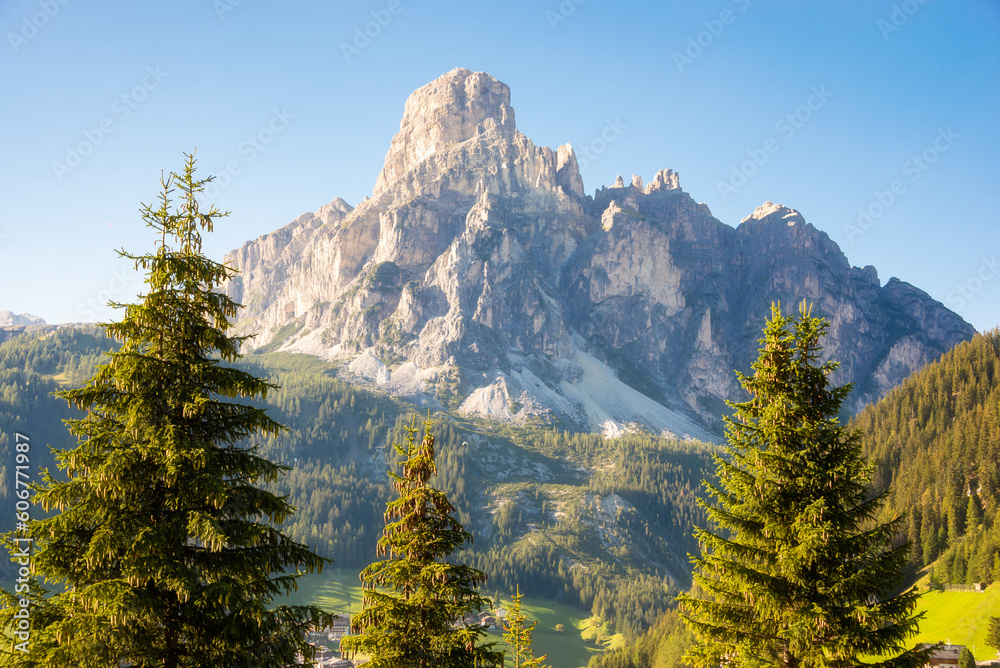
[0,154,331,667]
[503,586,548,668]
[341,416,502,668]
[678,303,929,668]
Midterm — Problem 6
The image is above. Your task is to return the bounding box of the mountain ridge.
[0,311,45,327]
[222,68,974,435]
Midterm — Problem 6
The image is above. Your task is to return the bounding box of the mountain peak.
[0,311,45,326]
[373,68,516,199]
[315,197,354,224]
[223,70,974,436]
[740,201,805,227]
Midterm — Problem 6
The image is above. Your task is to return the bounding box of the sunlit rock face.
[223,69,974,436]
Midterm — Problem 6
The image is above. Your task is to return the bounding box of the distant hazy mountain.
[0,311,45,326]
[222,68,974,436]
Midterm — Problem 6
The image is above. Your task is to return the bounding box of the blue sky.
[1,1,998,330]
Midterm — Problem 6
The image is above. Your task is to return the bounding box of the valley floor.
[282,568,623,668]
[911,585,1000,661]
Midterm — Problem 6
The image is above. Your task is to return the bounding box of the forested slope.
[854,329,1000,585]
[588,329,1000,668]
[0,327,717,638]
[0,328,112,532]
[6,324,994,656]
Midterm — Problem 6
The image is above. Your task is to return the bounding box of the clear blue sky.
[2,1,998,331]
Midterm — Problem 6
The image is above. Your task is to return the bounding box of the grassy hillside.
[912,584,1000,659]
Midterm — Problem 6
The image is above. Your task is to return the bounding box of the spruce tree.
[0,154,331,667]
[678,303,929,668]
[987,616,1000,654]
[958,647,975,668]
[503,586,548,668]
[341,417,502,668]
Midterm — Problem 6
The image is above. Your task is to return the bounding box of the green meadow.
[910,584,1000,660]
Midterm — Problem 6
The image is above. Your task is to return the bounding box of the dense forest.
[586,329,1000,668]
[855,329,1000,585]
[0,328,112,510]
[0,327,716,638]
[224,354,717,638]
[9,326,992,648]
[587,608,694,668]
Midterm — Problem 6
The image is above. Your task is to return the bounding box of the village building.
[920,643,965,668]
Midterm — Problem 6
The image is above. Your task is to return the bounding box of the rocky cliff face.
[222,68,974,437]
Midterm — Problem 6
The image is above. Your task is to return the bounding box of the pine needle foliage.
[0,154,332,667]
[503,585,548,668]
[342,416,502,668]
[987,616,1000,653]
[851,329,1000,583]
[678,302,930,668]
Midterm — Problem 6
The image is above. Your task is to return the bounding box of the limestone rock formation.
[222,68,974,436]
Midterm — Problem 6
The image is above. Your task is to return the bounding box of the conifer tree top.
[679,302,931,668]
[0,153,332,667]
[342,417,502,668]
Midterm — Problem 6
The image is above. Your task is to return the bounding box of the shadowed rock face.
[222,68,974,436]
